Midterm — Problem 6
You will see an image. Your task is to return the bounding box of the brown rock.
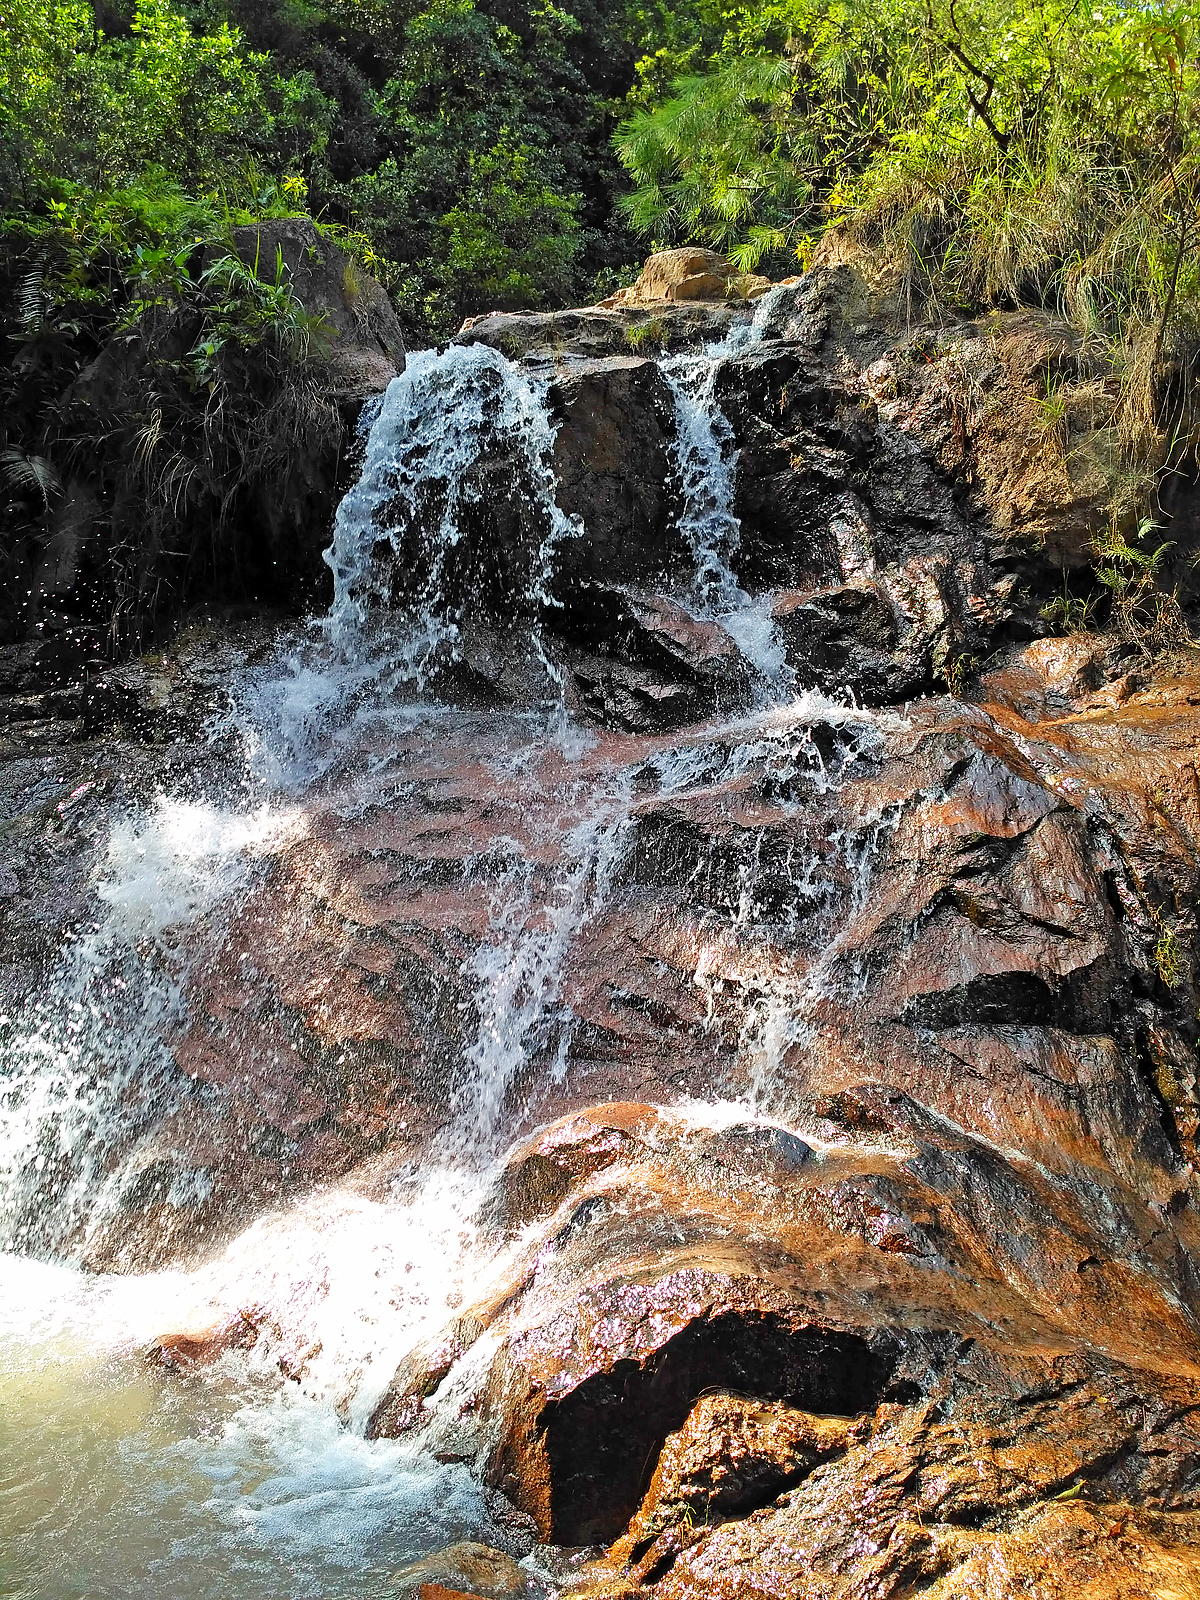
[144,1308,264,1370]
[392,1541,527,1600]
[619,1393,851,1549]
[214,217,405,401]
[597,249,770,307]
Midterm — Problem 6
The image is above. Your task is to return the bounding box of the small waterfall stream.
[0,305,903,1599]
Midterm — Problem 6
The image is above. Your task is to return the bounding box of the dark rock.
[58,218,404,628]
[563,587,752,731]
[691,1124,813,1180]
[212,217,405,402]
[772,583,918,701]
[546,358,684,593]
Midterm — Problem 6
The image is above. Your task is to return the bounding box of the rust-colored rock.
[8,258,1200,1600]
[393,1542,527,1600]
[619,1393,852,1549]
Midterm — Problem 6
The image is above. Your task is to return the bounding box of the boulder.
[547,357,682,590]
[618,1393,852,1547]
[563,587,752,731]
[62,218,404,625]
[214,217,405,402]
[391,1542,527,1600]
[772,582,915,702]
[597,249,771,307]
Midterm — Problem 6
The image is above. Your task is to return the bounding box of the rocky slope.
[4,255,1200,1595]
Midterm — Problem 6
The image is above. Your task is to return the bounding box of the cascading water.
[324,342,582,709]
[0,316,903,1598]
[660,286,792,685]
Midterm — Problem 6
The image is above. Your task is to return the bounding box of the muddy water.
[0,1328,490,1598]
[0,1165,513,1599]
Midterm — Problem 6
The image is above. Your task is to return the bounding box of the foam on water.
[0,796,301,1260]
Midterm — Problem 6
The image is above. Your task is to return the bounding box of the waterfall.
[0,797,298,1259]
[324,342,582,699]
[0,305,908,1597]
[0,318,888,1263]
[660,287,792,687]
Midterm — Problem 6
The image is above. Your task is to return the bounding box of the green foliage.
[625,314,667,350]
[1091,516,1190,658]
[617,53,804,257]
[0,0,269,199]
[1039,577,1098,637]
[439,135,582,319]
[1156,922,1184,991]
[617,0,1200,472]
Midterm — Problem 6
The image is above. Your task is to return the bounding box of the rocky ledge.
[4,252,1200,1597]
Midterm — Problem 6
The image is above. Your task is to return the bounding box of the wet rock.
[143,1308,264,1371]
[689,1123,812,1179]
[488,1293,900,1546]
[620,1393,851,1546]
[391,1541,528,1600]
[546,358,683,593]
[477,1110,647,1235]
[563,588,752,731]
[581,1388,1200,1600]
[10,251,1200,1600]
[456,304,745,362]
[772,583,918,701]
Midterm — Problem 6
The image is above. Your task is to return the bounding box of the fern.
[0,447,61,509]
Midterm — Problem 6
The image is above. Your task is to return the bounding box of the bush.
[617,0,1200,484]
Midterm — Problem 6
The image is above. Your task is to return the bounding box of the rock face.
[5,259,1200,1597]
[596,248,772,307]
[19,218,403,646]
[217,217,406,402]
[440,265,1142,716]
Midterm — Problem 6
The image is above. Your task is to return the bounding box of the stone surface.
[620,1393,852,1546]
[596,249,771,308]
[456,304,745,362]
[7,260,1200,1599]
[53,218,403,626]
[215,217,406,402]
[391,1542,527,1600]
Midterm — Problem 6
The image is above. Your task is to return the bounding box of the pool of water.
[0,1312,497,1600]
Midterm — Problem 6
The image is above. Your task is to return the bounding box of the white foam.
[0,795,300,1258]
[659,286,795,688]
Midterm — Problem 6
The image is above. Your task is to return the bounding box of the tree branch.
[926,0,1011,152]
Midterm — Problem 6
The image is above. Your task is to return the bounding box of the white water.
[661,287,792,685]
[0,797,301,1260]
[324,342,581,705]
[0,313,907,1597]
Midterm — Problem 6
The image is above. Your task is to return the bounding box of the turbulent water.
[0,310,900,1598]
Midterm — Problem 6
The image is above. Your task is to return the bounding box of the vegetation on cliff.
[1,0,1198,652]
[620,0,1200,501]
